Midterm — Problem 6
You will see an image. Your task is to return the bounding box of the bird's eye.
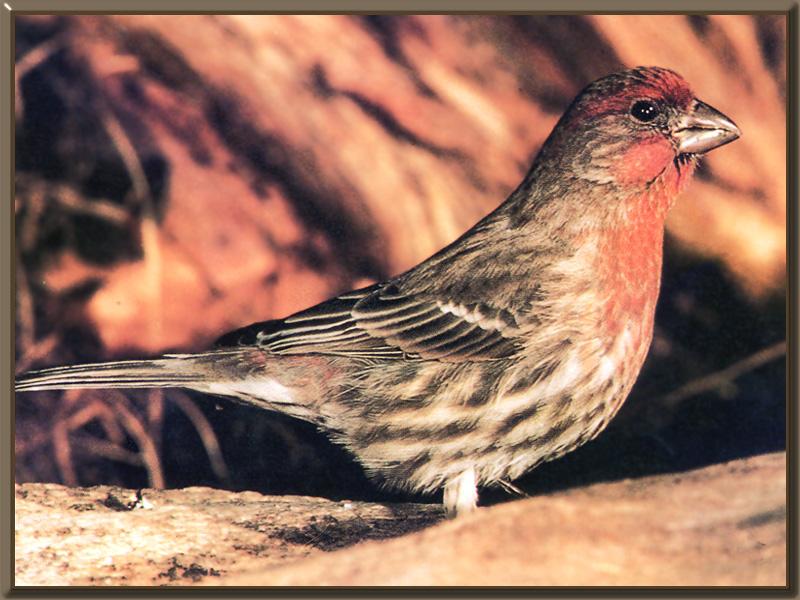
[630,100,659,122]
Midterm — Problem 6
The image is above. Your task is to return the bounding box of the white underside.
[201,379,295,404]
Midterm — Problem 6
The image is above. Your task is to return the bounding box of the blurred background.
[14,14,786,506]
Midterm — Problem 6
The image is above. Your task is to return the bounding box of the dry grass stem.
[658,341,786,410]
[171,392,231,485]
[107,391,165,488]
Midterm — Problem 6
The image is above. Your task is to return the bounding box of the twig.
[15,335,59,376]
[15,35,64,120]
[656,340,786,410]
[146,389,165,455]
[51,415,77,487]
[107,391,165,488]
[64,399,114,432]
[52,183,130,224]
[15,35,63,80]
[17,182,46,251]
[91,399,126,445]
[14,251,35,358]
[171,391,231,485]
[17,173,130,225]
[101,109,151,203]
[71,434,144,467]
[19,392,124,455]
[101,106,164,347]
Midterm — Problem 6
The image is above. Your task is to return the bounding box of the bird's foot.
[443,467,477,519]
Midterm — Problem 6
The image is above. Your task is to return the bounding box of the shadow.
[268,508,442,552]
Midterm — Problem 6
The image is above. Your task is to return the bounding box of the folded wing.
[215,283,522,362]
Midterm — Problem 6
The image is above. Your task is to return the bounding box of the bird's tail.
[15,348,327,424]
[14,350,252,393]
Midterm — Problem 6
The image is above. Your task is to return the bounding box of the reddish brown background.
[14,15,786,504]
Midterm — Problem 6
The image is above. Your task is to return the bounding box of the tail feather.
[14,351,246,393]
[13,349,324,423]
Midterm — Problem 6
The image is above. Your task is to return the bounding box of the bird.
[15,66,740,518]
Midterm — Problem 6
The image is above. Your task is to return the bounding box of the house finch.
[16,66,740,518]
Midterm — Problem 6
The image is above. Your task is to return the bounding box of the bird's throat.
[595,210,666,350]
[611,137,697,216]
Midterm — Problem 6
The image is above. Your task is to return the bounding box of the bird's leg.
[443,466,477,518]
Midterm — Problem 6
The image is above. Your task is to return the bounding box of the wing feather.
[215,282,522,361]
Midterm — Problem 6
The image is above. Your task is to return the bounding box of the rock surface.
[15,452,786,586]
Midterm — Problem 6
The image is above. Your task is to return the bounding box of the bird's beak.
[671,99,741,155]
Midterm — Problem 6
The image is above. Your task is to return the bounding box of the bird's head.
[535,66,740,209]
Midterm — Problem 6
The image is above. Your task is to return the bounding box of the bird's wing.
[214,283,522,361]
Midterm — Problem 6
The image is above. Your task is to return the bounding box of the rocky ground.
[15,451,786,587]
